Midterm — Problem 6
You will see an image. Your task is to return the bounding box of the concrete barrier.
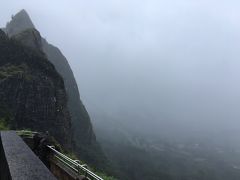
[0,132,11,180]
[0,131,56,180]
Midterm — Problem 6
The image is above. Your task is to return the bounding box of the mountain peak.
[18,9,28,15]
[6,9,35,36]
[15,9,30,19]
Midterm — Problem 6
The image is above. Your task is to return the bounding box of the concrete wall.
[0,133,11,180]
[1,132,88,180]
[21,134,86,180]
[0,131,56,180]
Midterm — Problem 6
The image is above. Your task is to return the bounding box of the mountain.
[0,29,72,148]
[5,9,35,36]
[2,10,108,170]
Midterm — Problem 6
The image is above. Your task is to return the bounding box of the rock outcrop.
[0,30,72,148]
[5,9,35,36]
[12,28,43,52]
[2,10,108,169]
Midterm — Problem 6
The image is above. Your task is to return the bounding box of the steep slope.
[41,39,97,148]
[3,10,107,169]
[0,29,72,149]
[13,28,43,52]
[41,39,108,168]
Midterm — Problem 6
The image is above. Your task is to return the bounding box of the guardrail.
[16,130,104,180]
[47,145,104,180]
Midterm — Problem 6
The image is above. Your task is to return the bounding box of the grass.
[0,118,9,130]
[0,63,31,80]
[16,129,34,137]
[95,172,117,180]
[62,151,117,179]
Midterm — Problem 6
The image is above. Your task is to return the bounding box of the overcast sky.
[1,0,240,138]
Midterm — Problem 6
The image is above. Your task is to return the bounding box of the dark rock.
[12,28,43,53]
[0,34,72,149]
[5,9,35,36]
[41,40,104,160]
[4,10,108,169]
[0,29,6,38]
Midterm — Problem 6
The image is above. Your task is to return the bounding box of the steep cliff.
[41,39,97,144]
[41,39,106,164]
[0,30,72,148]
[12,28,43,53]
[3,10,107,169]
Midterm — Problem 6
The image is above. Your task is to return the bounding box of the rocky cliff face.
[12,28,43,53]
[41,39,96,143]
[0,30,72,148]
[41,39,100,157]
[2,10,107,169]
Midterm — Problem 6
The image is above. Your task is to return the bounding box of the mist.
[2,0,240,143]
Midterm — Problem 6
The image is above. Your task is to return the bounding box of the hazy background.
[1,0,240,142]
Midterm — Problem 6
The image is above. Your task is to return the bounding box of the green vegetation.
[16,129,34,137]
[95,172,117,180]
[0,63,31,80]
[65,151,79,160]
[63,147,116,179]
[0,118,9,130]
[0,65,23,78]
[0,105,12,130]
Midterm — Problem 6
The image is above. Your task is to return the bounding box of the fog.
[1,0,240,141]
